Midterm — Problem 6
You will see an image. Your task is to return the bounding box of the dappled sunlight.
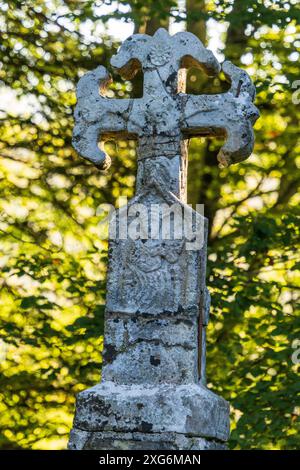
[0,0,299,451]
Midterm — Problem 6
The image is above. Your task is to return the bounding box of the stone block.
[72,381,230,442]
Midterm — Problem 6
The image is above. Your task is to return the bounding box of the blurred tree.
[186,0,206,44]
[130,0,172,33]
[0,0,299,450]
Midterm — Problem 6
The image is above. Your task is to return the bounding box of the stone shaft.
[69,187,230,449]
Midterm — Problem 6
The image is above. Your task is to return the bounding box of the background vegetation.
[0,0,299,449]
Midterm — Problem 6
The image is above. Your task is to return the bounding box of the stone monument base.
[69,429,227,450]
[68,381,230,450]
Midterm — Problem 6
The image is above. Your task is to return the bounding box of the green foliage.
[0,0,299,450]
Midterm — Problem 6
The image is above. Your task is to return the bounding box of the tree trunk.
[224,0,248,64]
[133,3,170,35]
[186,0,206,45]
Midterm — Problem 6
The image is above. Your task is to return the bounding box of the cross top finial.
[111,28,220,92]
[72,28,259,179]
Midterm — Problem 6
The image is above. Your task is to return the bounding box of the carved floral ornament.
[149,43,172,66]
[72,28,259,170]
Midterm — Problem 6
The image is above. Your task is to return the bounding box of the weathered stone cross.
[69,29,258,451]
[73,28,258,201]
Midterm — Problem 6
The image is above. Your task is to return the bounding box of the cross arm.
[72,65,132,169]
[181,61,259,167]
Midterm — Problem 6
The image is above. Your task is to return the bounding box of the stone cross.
[69,28,259,450]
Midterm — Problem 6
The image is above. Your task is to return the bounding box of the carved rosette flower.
[149,43,171,66]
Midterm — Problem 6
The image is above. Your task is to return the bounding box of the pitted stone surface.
[72,382,230,442]
[101,314,199,385]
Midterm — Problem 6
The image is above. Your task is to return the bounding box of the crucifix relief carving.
[69,28,259,451]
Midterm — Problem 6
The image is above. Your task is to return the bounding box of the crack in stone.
[105,336,196,355]
[72,426,227,445]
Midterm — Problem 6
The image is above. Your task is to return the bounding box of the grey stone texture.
[71,382,229,440]
[69,429,227,450]
[68,27,258,450]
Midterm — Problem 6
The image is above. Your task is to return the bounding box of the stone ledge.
[104,306,200,318]
[69,428,227,450]
[72,381,230,442]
